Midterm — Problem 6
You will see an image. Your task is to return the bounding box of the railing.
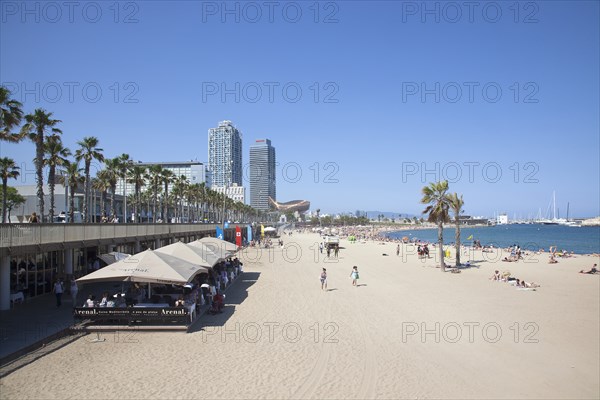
[0,223,221,251]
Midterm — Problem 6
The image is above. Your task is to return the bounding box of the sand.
[1,232,598,399]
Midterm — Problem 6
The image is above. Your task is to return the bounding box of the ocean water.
[385,224,600,254]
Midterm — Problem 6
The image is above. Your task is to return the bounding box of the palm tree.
[58,161,84,223]
[160,168,174,222]
[147,164,163,222]
[20,109,62,222]
[127,165,146,223]
[421,180,450,271]
[75,137,104,222]
[44,135,71,222]
[171,175,189,222]
[93,170,112,220]
[448,192,465,267]
[0,86,24,143]
[0,157,20,223]
[117,154,131,222]
[103,157,121,220]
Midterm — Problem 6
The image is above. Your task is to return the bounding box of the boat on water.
[537,191,570,225]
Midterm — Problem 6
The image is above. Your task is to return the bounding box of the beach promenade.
[1,232,598,399]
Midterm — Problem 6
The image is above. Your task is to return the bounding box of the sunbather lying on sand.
[520,280,541,288]
[490,270,501,280]
[579,264,598,274]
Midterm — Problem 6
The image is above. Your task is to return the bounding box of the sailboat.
[540,191,566,225]
[561,202,581,227]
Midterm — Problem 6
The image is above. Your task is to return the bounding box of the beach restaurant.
[73,237,241,328]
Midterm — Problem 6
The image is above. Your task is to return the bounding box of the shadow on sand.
[188,272,260,334]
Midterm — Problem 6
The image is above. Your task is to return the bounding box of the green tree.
[0,186,25,222]
[21,109,62,222]
[0,86,24,143]
[447,192,465,267]
[44,135,71,222]
[75,136,104,222]
[0,157,20,223]
[421,181,450,271]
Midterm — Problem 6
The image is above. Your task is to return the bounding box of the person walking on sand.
[396,244,400,256]
[320,268,328,290]
[350,266,359,286]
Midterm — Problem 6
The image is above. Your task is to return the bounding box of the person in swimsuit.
[320,268,328,290]
[580,264,598,274]
[350,266,359,286]
[490,270,501,280]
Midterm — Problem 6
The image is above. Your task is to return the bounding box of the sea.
[385,224,600,255]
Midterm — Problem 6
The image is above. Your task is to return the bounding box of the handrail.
[0,223,223,252]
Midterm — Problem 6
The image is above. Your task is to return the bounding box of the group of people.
[319,266,360,290]
[249,237,274,248]
[83,292,127,308]
[417,244,430,258]
[100,213,119,223]
[489,270,541,290]
[547,246,576,264]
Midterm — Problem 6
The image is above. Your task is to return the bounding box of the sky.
[1,0,599,218]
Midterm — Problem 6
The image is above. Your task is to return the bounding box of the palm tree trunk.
[48,167,56,222]
[153,189,157,223]
[2,179,8,223]
[36,131,45,222]
[163,184,169,223]
[84,162,90,223]
[455,218,461,267]
[438,222,445,272]
[110,186,116,219]
[69,185,75,223]
[100,192,106,219]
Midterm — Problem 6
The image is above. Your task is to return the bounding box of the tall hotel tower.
[208,120,243,188]
[249,139,276,211]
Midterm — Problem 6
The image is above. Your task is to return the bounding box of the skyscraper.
[249,139,276,211]
[208,120,243,188]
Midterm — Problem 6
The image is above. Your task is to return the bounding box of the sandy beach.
[1,231,598,399]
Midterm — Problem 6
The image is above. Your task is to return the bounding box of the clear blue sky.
[1,1,599,218]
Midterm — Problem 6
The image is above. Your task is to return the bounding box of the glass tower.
[249,139,276,211]
[208,120,243,188]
